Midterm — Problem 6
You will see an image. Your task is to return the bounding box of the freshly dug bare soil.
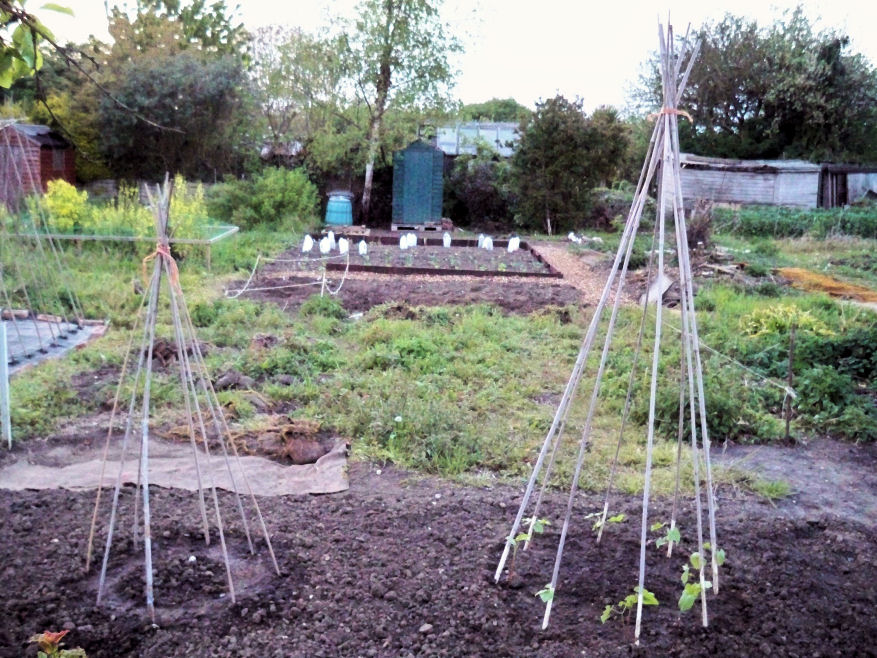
[1,462,874,657]
[242,271,583,315]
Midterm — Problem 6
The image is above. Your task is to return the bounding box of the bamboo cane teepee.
[86,176,279,622]
[494,23,721,644]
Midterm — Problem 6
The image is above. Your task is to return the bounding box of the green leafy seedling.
[506,517,550,580]
[536,584,554,603]
[587,511,626,532]
[600,586,658,623]
[655,526,681,549]
[527,516,550,534]
[678,549,722,612]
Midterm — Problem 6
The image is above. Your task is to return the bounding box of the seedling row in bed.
[311,237,561,278]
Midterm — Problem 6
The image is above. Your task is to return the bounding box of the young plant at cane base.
[586,510,626,533]
[652,521,681,549]
[29,630,87,658]
[601,587,659,623]
[507,517,550,581]
[678,547,726,612]
[536,583,555,603]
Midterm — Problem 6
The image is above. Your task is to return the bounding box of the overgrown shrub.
[93,183,152,236]
[206,167,319,231]
[630,356,785,443]
[39,180,92,233]
[443,141,512,226]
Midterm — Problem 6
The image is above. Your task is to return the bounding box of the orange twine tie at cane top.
[141,242,180,289]
[647,107,693,122]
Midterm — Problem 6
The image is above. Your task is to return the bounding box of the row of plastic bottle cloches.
[301,232,522,256]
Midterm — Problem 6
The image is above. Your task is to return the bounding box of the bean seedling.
[536,584,555,602]
[678,547,726,612]
[506,517,550,580]
[586,510,626,533]
[601,586,659,623]
[651,521,681,549]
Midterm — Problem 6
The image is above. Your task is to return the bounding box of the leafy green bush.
[168,173,205,240]
[795,366,877,441]
[39,180,92,233]
[797,326,877,383]
[92,183,153,236]
[206,167,319,230]
[630,356,785,443]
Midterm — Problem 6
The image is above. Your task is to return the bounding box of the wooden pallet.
[391,223,442,232]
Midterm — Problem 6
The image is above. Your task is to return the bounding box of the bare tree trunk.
[361,113,383,220]
[360,0,394,221]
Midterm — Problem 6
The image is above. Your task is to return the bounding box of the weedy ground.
[6,224,876,496]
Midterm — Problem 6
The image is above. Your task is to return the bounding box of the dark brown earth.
[243,273,582,315]
[1,462,875,657]
[233,241,582,315]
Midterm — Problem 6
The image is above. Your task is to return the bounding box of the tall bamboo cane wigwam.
[494,23,722,644]
[85,176,279,623]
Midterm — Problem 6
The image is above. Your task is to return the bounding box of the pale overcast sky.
[53,0,877,112]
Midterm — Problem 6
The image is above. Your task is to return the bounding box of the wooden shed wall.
[680,168,819,208]
[774,172,819,208]
[848,173,877,201]
[680,169,776,205]
[38,146,76,189]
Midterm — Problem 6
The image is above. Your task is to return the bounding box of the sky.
[52,0,877,112]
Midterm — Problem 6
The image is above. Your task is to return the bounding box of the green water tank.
[325,190,353,225]
[392,140,444,225]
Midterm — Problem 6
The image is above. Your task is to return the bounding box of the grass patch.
[6,225,874,503]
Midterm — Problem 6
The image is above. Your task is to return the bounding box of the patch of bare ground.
[0,462,874,656]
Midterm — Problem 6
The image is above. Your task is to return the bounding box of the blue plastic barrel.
[325,191,353,226]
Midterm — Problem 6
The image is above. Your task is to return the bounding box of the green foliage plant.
[601,587,658,623]
[536,583,555,603]
[0,2,73,88]
[678,548,724,612]
[651,521,681,549]
[585,510,626,533]
[510,95,595,234]
[507,516,550,580]
[740,304,833,338]
[93,183,152,237]
[40,180,91,233]
[299,294,347,320]
[206,167,319,231]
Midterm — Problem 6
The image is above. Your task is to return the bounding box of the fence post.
[1,320,11,448]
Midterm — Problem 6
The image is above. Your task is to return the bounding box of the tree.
[98,51,250,179]
[461,98,531,123]
[445,138,512,226]
[511,95,628,234]
[587,106,630,187]
[340,0,461,220]
[249,26,345,165]
[634,9,877,162]
[93,1,254,180]
[0,1,72,88]
[107,0,248,60]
